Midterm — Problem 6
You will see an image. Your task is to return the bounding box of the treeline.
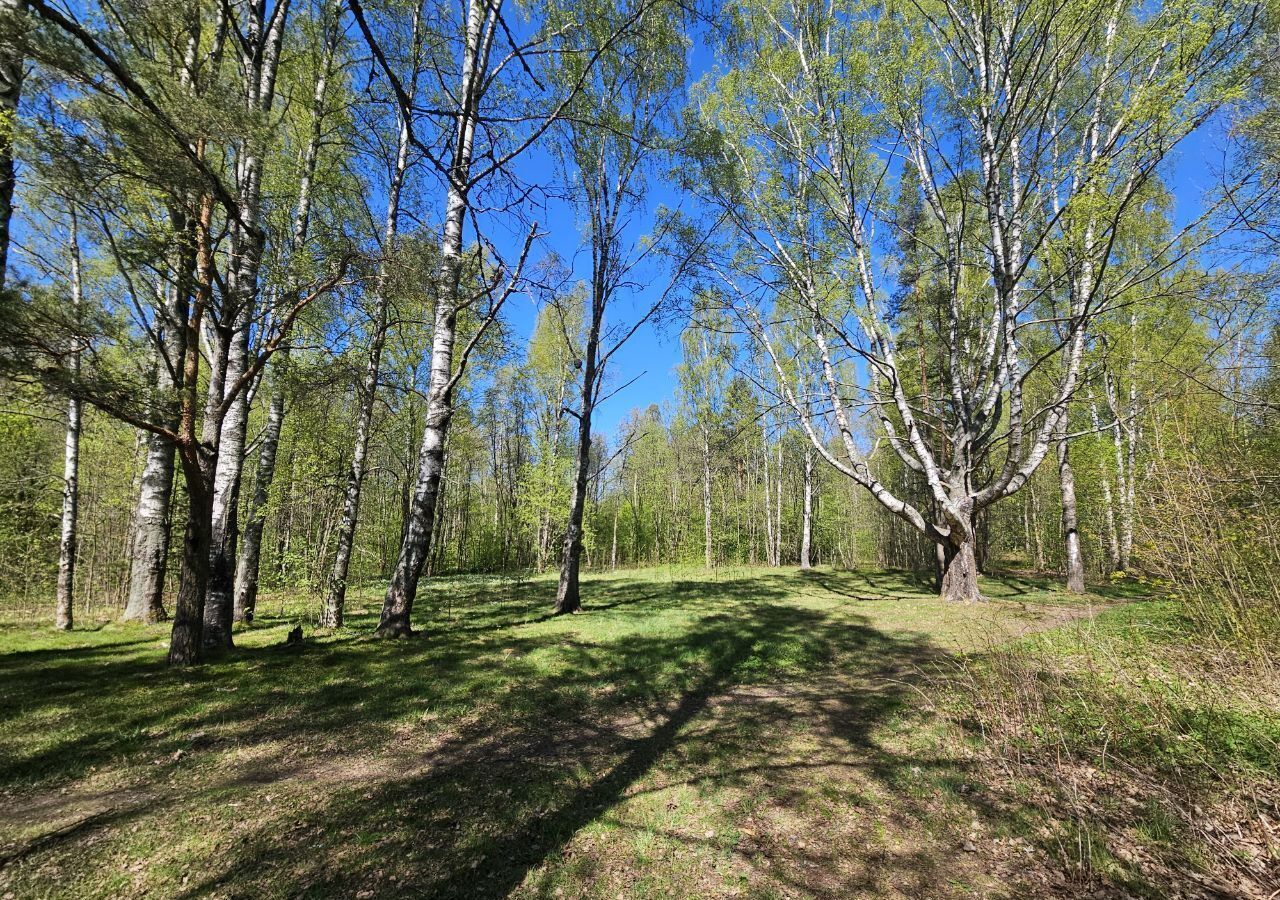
[7,301,1277,637]
[0,0,1277,662]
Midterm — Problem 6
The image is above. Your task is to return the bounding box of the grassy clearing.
[0,566,1251,898]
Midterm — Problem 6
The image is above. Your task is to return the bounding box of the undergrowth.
[930,597,1280,896]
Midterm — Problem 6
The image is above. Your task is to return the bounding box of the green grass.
[0,566,1123,898]
[936,597,1280,896]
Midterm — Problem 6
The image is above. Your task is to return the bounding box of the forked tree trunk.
[1056,435,1086,593]
[203,0,286,648]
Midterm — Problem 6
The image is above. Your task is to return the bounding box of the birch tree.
[697,0,1259,600]
[55,206,81,630]
[239,0,346,626]
[550,0,690,615]
[351,0,655,635]
[199,0,293,651]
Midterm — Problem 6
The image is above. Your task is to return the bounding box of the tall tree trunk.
[0,0,24,288]
[167,190,218,666]
[232,384,283,623]
[124,32,202,624]
[324,31,413,627]
[377,194,464,637]
[203,332,248,649]
[55,209,82,631]
[799,448,813,569]
[702,427,713,567]
[376,0,493,637]
[238,2,340,625]
[202,3,288,649]
[555,340,599,615]
[1056,433,1086,593]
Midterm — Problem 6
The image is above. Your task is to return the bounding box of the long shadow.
[1,568,1046,898]
[0,573,781,792]
[171,584,945,898]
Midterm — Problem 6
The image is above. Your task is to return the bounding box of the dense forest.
[1,0,1279,897]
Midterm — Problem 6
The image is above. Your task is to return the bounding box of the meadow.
[6,567,1271,899]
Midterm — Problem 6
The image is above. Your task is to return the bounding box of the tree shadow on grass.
[1,569,1052,898]
[168,581,985,898]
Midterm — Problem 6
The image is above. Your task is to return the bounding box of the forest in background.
[0,0,1274,666]
[1,1,1280,895]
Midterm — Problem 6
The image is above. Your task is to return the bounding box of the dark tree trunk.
[1057,436,1086,593]
[168,451,214,666]
[939,534,982,602]
[555,400,594,615]
[202,377,247,651]
[233,381,284,624]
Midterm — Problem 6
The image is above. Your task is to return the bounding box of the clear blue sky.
[491,41,1230,443]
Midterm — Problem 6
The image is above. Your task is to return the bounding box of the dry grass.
[927,598,1280,898]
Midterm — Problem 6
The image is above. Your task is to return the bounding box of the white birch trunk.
[324,32,412,626]
[56,209,82,631]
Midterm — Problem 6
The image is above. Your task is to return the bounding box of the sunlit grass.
[0,566,1118,899]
